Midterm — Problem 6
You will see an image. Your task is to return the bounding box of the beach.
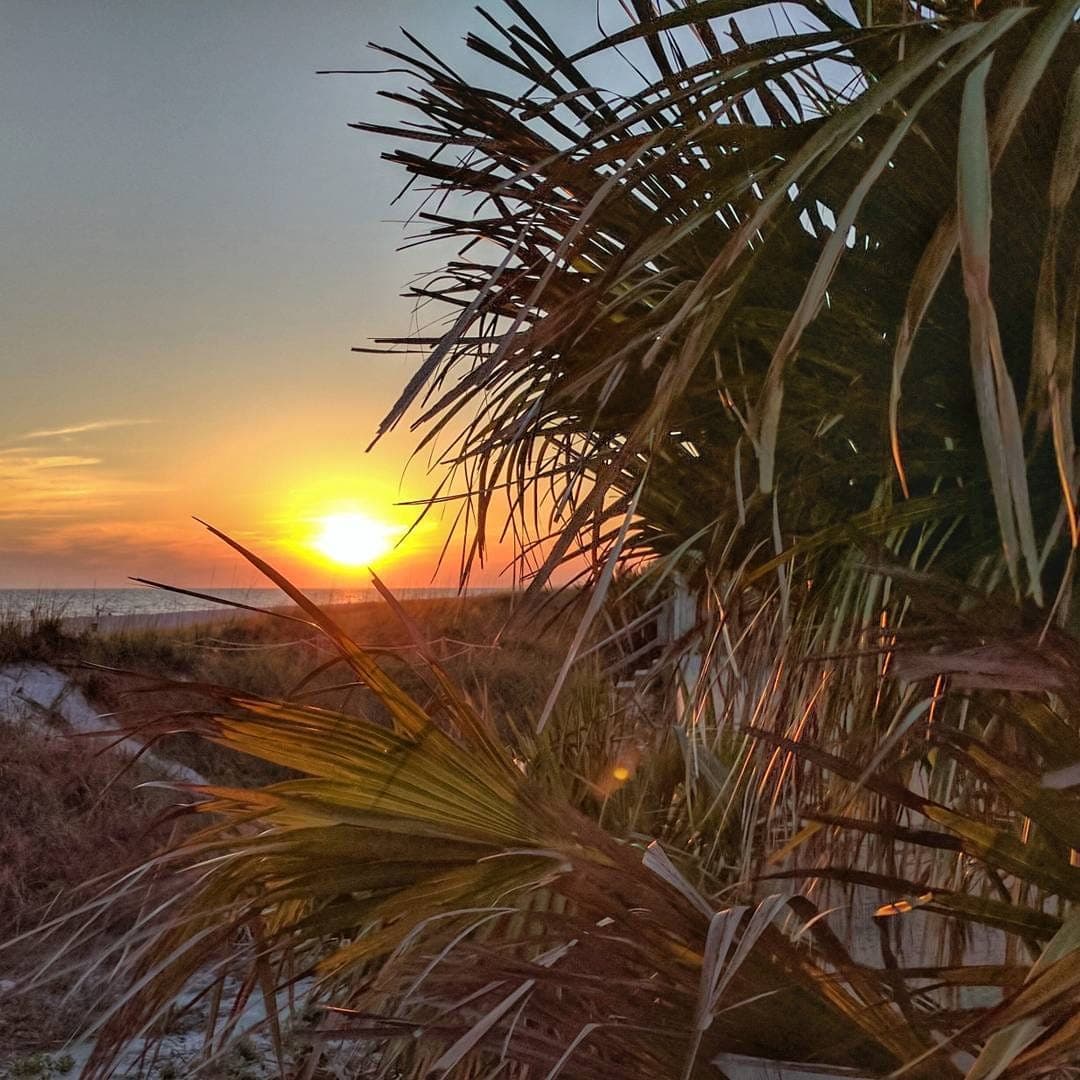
[61,606,249,634]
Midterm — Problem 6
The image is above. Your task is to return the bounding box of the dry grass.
[0,722,174,1059]
[0,610,69,666]
[0,723,171,936]
[0,592,581,787]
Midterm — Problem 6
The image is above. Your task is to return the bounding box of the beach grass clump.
[78,593,574,732]
[0,607,74,666]
[78,627,203,675]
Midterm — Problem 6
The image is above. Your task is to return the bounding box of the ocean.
[0,586,479,621]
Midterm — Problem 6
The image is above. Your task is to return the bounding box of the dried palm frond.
[347,0,1080,962]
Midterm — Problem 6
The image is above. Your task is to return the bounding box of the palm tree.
[341,0,1080,1070]
[360,0,1078,593]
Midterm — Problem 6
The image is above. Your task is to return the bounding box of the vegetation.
[6,0,1080,1077]
[0,719,169,1062]
[5,534,957,1079]
[0,593,576,1071]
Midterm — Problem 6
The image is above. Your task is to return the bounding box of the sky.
[1,0,600,589]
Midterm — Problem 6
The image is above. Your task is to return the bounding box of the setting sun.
[312,512,400,567]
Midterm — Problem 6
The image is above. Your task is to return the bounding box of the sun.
[311,512,399,567]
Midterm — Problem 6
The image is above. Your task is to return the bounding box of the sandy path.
[0,660,207,784]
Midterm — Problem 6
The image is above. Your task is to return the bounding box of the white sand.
[0,660,206,785]
[62,606,261,635]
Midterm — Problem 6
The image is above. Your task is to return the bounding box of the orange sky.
[0,411,493,589]
[1,1,594,589]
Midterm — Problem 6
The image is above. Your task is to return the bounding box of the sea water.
[0,586,473,621]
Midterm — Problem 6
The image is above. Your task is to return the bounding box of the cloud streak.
[22,418,156,440]
[0,452,166,524]
[0,454,102,470]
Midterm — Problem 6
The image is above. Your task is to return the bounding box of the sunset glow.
[1,3,540,591]
[311,511,401,567]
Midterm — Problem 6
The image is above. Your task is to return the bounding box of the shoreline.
[60,591,511,636]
